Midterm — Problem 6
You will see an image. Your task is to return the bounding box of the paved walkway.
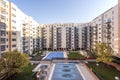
[106,62,120,71]
[64,51,68,58]
[80,50,89,57]
[77,63,99,80]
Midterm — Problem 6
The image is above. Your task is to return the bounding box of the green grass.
[88,62,120,80]
[86,50,96,57]
[68,51,84,59]
[12,64,36,80]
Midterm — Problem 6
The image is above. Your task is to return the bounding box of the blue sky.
[8,0,117,24]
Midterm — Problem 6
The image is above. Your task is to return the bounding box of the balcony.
[106,25,111,29]
[23,23,28,26]
[0,15,6,22]
[106,35,111,39]
[106,31,111,34]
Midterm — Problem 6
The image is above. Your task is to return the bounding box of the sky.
[8,0,118,24]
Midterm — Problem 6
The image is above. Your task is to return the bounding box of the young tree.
[96,43,113,63]
[1,50,29,77]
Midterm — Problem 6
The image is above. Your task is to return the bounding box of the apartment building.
[1,0,120,57]
[0,0,21,52]
[38,23,81,50]
[21,16,39,55]
[0,0,39,55]
[84,5,119,56]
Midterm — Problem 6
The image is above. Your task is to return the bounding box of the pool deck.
[77,63,99,80]
[64,51,68,58]
[48,63,55,80]
[42,52,51,60]
[46,63,99,80]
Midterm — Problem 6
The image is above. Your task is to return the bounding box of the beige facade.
[38,23,81,50]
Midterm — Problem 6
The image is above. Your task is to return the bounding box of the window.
[12,44,16,47]
[12,38,16,41]
[0,38,6,43]
[112,33,114,36]
[12,26,16,29]
[0,23,6,29]
[112,11,114,14]
[12,20,16,23]
[12,32,16,35]
[1,45,6,51]
[0,31,6,36]
[112,16,114,20]
[112,22,114,26]
[1,0,6,7]
[12,7,16,11]
[12,13,16,17]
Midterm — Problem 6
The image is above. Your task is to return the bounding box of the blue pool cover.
[52,63,84,80]
[44,52,64,60]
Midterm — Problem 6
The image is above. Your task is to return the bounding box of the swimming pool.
[51,63,84,80]
[43,52,64,60]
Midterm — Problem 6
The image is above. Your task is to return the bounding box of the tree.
[0,50,29,77]
[0,58,6,74]
[96,43,113,63]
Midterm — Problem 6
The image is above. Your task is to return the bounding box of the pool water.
[51,63,84,80]
[44,52,64,60]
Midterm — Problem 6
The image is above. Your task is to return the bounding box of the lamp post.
[96,63,99,71]
[96,63,99,66]
[115,76,120,80]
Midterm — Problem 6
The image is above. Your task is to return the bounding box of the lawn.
[86,50,96,57]
[68,51,84,59]
[87,62,120,80]
[12,64,37,80]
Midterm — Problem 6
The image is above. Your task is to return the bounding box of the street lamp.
[115,76,120,80]
[96,63,99,66]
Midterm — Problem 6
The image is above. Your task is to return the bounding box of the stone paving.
[77,63,99,80]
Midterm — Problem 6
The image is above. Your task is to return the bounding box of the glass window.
[1,45,6,51]
[12,44,16,47]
